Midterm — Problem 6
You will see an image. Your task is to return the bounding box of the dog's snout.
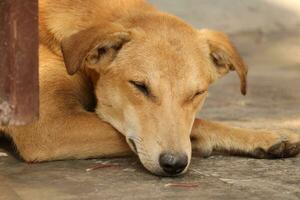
[159,153,188,175]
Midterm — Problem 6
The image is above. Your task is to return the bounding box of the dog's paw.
[253,141,300,159]
[252,133,300,159]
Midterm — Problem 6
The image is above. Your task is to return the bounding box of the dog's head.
[61,13,247,176]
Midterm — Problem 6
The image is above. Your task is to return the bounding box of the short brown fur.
[0,0,299,176]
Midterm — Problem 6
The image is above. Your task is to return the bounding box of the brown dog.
[1,0,299,176]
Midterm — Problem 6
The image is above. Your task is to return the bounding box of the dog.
[1,0,299,176]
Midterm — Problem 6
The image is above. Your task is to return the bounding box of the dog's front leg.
[191,119,300,158]
[10,112,132,162]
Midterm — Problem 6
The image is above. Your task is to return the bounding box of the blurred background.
[149,0,300,35]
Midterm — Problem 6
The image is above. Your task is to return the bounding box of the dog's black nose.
[159,153,188,175]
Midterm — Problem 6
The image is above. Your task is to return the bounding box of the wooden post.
[0,0,39,126]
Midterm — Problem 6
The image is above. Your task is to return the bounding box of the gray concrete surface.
[1,1,300,200]
[149,0,300,35]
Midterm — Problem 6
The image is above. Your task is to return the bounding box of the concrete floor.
[1,1,300,200]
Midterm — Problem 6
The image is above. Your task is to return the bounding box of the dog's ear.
[199,29,248,95]
[61,25,131,75]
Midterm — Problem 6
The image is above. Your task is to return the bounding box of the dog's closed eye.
[129,80,150,96]
[189,90,206,102]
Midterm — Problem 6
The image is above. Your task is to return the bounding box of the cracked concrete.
[1,1,300,199]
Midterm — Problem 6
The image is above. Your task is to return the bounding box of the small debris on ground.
[86,163,120,172]
[0,152,8,157]
[219,178,252,184]
[191,169,211,177]
[164,182,199,188]
[94,160,110,164]
[122,168,136,172]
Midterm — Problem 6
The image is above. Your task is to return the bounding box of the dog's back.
[39,0,155,54]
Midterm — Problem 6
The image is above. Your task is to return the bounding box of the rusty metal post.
[0,0,39,125]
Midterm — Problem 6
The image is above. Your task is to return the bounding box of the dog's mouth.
[127,138,138,154]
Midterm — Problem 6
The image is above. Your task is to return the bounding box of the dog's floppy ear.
[199,29,248,95]
[61,24,131,75]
